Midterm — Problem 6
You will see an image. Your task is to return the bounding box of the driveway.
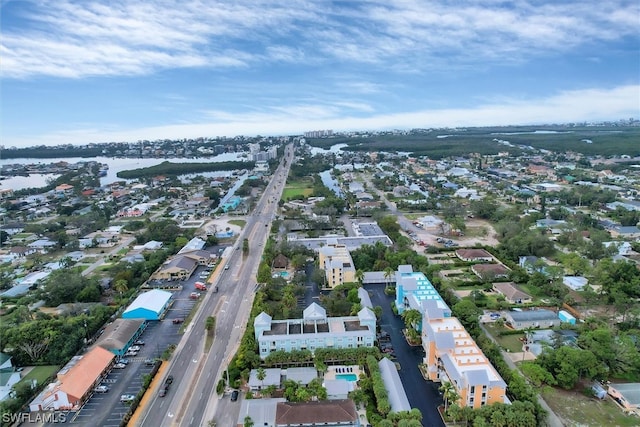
[367,285,444,427]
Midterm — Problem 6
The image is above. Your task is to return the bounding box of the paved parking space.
[39,262,224,427]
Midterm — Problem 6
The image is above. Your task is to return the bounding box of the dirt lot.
[541,385,639,427]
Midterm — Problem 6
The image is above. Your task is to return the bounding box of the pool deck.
[325,365,361,381]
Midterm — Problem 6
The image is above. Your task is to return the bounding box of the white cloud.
[7,85,638,147]
[2,0,637,78]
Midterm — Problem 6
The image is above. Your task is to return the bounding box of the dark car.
[172,318,183,324]
[230,390,239,402]
[165,376,174,385]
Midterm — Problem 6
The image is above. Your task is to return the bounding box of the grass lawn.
[228,219,246,227]
[542,386,639,427]
[464,225,489,238]
[283,178,314,201]
[282,187,313,200]
[19,365,59,387]
[484,323,524,352]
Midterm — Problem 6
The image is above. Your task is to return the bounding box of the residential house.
[504,309,560,330]
[471,264,511,280]
[8,246,37,258]
[248,368,281,391]
[609,225,640,239]
[27,238,57,253]
[492,282,532,304]
[0,353,21,402]
[274,400,359,427]
[562,276,589,291]
[236,398,286,427]
[455,249,494,263]
[0,223,25,236]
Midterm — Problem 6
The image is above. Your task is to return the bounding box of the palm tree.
[401,309,423,343]
[383,266,395,292]
[243,415,254,427]
[114,279,128,299]
[256,367,266,391]
[439,381,460,414]
[355,269,364,286]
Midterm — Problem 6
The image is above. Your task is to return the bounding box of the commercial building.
[29,347,114,411]
[254,303,376,359]
[94,318,146,356]
[122,289,172,320]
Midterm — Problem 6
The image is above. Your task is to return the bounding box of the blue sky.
[1,0,639,147]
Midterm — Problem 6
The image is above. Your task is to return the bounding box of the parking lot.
[37,260,221,427]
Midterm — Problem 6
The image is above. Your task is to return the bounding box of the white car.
[113,363,127,369]
[120,394,135,403]
[93,385,109,393]
[129,346,141,352]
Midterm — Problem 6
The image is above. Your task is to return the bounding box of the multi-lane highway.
[137,144,293,427]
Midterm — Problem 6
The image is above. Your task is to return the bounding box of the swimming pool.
[336,374,358,382]
[280,271,289,278]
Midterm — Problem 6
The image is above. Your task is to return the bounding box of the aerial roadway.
[137,144,294,427]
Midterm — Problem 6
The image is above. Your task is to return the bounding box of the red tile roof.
[58,347,114,402]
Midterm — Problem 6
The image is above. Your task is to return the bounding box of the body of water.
[309,143,348,155]
[0,153,244,191]
[319,169,343,197]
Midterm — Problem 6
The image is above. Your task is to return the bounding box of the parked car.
[224,265,230,270]
[189,292,201,299]
[145,358,155,366]
[134,340,145,346]
[93,385,109,393]
[120,394,135,403]
[129,346,141,352]
[118,358,129,365]
[172,318,184,324]
[113,363,127,369]
[125,350,138,357]
[230,390,239,402]
[195,282,207,291]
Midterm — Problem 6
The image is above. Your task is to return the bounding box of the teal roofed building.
[394,265,447,320]
[221,196,242,212]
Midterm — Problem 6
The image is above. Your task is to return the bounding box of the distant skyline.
[1,0,639,148]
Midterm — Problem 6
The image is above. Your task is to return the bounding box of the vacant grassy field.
[19,365,59,387]
[484,323,525,352]
[542,386,639,427]
[228,219,246,227]
[283,179,314,200]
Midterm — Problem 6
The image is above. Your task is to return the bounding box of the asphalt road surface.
[367,285,445,427]
[137,144,294,427]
